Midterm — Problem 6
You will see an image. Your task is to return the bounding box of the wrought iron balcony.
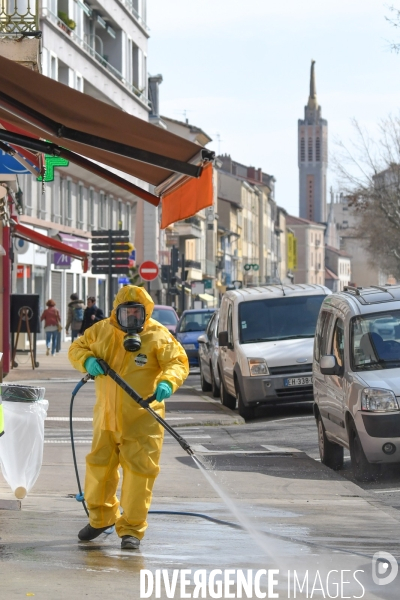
[42,8,150,106]
[0,0,39,33]
[117,0,149,32]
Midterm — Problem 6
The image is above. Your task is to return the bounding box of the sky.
[147,0,400,216]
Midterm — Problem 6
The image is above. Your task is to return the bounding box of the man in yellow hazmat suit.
[68,285,189,550]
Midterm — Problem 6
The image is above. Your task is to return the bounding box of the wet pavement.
[1,344,400,598]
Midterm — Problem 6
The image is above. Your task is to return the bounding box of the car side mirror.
[198,334,207,344]
[218,331,228,347]
[320,355,341,376]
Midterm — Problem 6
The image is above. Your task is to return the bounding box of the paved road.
[185,370,400,515]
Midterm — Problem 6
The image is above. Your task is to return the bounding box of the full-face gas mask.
[116,303,146,352]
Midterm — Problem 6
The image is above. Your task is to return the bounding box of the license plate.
[183,344,196,350]
[284,376,312,387]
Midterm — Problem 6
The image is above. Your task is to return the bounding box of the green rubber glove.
[155,381,173,402]
[84,357,105,377]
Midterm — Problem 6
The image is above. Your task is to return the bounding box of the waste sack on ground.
[0,384,48,499]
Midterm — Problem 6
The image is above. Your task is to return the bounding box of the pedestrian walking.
[65,293,85,342]
[68,285,189,550]
[79,297,105,334]
[40,300,61,356]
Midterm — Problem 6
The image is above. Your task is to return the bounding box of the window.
[314,310,333,362]
[239,295,327,344]
[177,311,215,333]
[316,137,321,162]
[99,192,107,229]
[308,137,313,162]
[126,203,131,234]
[227,304,233,347]
[66,180,72,226]
[118,200,123,229]
[351,312,400,371]
[206,313,216,341]
[77,184,84,228]
[331,319,345,371]
[89,188,95,230]
[300,138,305,162]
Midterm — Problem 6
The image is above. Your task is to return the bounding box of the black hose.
[70,376,90,518]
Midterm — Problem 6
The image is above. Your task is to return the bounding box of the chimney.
[247,166,255,180]
[148,74,163,122]
[257,168,263,183]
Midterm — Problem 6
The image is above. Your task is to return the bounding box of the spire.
[307,60,318,110]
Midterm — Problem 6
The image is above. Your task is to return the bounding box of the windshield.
[152,308,178,326]
[239,295,326,344]
[351,311,400,370]
[178,311,215,333]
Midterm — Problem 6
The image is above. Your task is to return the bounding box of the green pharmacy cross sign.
[37,155,69,182]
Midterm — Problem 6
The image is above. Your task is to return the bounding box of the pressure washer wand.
[96,359,194,456]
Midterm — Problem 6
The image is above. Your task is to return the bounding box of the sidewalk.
[4,341,244,427]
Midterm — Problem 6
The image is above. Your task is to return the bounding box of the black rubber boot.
[78,523,114,541]
[121,535,140,550]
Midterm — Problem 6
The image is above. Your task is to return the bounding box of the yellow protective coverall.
[68,286,189,539]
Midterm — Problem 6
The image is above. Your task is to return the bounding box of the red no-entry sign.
[139,261,159,281]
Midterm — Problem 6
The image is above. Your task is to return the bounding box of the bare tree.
[334,116,400,279]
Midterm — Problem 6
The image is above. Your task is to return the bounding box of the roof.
[325,267,339,280]
[342,284,400,306]
[325,245,351,258]
[286,215,325,228]
[225,283,331,302]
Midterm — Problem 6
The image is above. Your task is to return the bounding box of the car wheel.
[199,362,212,392]
[220,374,236,410]
[210,363,220,398]
[317,415,344,470]
[236,384,256,420]
[349,422,381,482]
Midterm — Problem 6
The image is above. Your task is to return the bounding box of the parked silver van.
[218,284,330,419]
[313,285,400,481]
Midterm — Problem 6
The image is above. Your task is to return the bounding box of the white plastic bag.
[0,388,48,499]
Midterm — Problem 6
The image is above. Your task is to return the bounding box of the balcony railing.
[42,8,149,106]
[0,0,38,33]
[117,0,149,32]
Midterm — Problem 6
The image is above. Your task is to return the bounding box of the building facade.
[286,215,325,285]
[13,0,152,332]
[298,60,328,223]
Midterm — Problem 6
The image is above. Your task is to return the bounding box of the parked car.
[218,284,330,419]
[152,305,179,334]
[198,310,220,396]
[313,285,400,481]
[175,309,217,367]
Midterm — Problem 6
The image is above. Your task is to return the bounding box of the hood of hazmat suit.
[68,285,189,433]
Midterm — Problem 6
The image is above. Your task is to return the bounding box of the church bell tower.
[298,60,328,223]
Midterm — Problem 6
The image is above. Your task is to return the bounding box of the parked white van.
[217,284,331,419]
[313,285,400,481]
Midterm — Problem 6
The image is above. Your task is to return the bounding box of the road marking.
[179,435,211,439]
[165,417,194,421]
[46,416,193,422]
[46,417,92,421]
[44,440,91,444]
[266,416,314,423]
[372,489,400,494]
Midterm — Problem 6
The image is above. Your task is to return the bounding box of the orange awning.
[0,54,215,224]
[160,163,214,228]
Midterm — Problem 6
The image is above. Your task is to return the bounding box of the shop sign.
[17,265,31,278]
[54,253,72,268]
